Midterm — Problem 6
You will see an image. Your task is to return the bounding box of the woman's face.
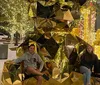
[29,46,35,54]
[87,46,93,53]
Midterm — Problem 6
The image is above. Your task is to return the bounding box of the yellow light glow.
[71,28,80,36]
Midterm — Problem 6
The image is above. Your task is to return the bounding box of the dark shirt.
[94,60,100,73]
[80,52,98,71]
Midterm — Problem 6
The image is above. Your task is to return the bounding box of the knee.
[26,67,36,73]
[86,69,91,75]
[37,76,43,81]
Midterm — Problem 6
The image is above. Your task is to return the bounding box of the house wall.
[0,44,16,84]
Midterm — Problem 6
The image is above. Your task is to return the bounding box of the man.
[13,44,49,85]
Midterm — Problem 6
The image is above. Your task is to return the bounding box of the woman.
[80,45,98,85]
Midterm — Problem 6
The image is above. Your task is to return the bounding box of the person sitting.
[80,45,98,85]
[12,44,49,85]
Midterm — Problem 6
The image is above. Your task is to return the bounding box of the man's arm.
[36,54,44,71]
[13,53,26,64]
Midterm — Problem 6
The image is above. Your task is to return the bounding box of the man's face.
[29,46,35,54]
